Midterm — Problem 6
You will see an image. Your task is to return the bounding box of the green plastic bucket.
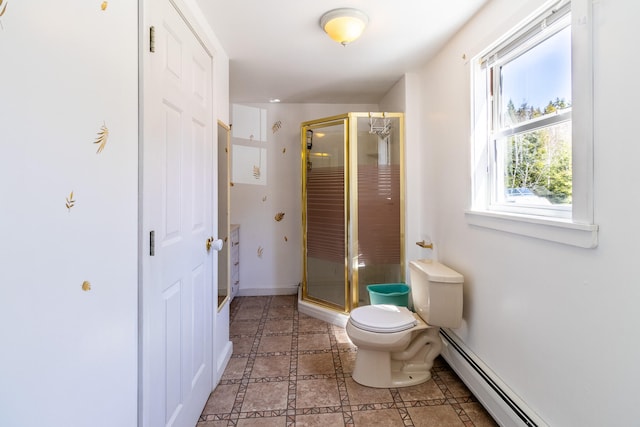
[366,283,410,307]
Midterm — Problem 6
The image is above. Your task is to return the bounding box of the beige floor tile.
[296,378,341,408]
[460,402,500,427]
[297,333,331,350]
[222,357,248,380]
[339,351,356,374]
[232,336,255,354]
[298,315,330,332]
[235,306,265,320]
[407,405,466,427]
[263,319,293,334]
[205,297,497,427]
[241,382,289,412]
[201,383,239,414]
[269,295,296,307]
[351,408,404,426]
[239,296,270,309]
[196,421,228,427]
[295,412,345,426]
[397,379,445,402]
[267,305,294,318]
[230,320,260,336]
[437,369,473,397]
[251,355,291,378]
[257,334,292,353]
[333,330,356,350]
[345,378,393,405]
[297,352,335,376]
[236,417,287,426]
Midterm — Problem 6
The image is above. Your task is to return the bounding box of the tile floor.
[198,295,498,427]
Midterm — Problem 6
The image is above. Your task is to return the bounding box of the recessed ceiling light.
[269,98,281,103]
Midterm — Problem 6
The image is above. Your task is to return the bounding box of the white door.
[142,1,215,426]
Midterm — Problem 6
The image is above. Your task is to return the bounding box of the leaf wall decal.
[65,191,76,211]
[94,122,109,153]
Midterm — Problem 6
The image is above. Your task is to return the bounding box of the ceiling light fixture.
[320,8,368,46]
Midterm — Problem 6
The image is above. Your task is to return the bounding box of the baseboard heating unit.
[439,329,548,427]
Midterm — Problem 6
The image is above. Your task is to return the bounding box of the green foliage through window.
[503,99,572,205]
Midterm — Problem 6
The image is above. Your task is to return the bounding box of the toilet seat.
[349,304,417,333]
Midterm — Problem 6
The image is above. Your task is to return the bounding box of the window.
[468,0,598,248]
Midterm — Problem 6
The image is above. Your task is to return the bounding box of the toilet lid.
[349,305,417,333]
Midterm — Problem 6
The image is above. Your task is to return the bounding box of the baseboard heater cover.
[439,329,548,427]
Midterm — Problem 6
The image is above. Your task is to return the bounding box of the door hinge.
[149,230,155,256]
[150,26,155,53]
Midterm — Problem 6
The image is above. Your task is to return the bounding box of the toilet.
[346,259,463,388]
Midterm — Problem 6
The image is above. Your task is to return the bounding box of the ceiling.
[196,0,489,104]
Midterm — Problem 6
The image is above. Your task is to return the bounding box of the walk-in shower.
[301,112,405,314]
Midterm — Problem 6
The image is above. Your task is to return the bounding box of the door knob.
[206,237,224,252]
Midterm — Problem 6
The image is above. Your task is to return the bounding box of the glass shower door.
[352,114,404,305]
[302,112,404,313]
[303,119,348,310]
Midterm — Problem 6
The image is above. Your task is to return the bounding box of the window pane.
[500,26,571,128]
[498,121,571,206]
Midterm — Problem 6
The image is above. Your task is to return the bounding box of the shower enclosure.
[301,112,405,313]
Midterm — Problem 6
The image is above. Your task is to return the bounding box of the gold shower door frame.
[301,112,405,314]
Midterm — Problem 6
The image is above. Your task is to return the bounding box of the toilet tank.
[409,259,463,328]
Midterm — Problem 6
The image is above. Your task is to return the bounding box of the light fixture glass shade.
[320,8,368,46]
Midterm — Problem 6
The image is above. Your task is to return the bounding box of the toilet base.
[352,348,433,388]
[350,328,442,388]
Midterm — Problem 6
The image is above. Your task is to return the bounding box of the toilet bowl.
[346,259,463,388]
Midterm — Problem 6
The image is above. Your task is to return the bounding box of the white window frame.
[467,0,598,248]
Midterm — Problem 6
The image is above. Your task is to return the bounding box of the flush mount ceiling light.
[320,8,368,46]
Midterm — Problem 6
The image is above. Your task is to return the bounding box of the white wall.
[0,1,232,425]
[0,1,138,426]
[230,103,378,295]
[190,0,230,124]
[417,0,640,425]
[379,75,434,274]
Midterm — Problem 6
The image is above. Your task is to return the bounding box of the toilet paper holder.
[416,240,434,249]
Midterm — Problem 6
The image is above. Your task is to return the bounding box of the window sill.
[465,210,598,248]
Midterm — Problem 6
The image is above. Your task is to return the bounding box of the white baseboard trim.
[214,340,233,387]
[237,286,298,297]
[439,329,548,427]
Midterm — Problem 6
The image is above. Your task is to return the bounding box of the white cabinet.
[230,224,240,299]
